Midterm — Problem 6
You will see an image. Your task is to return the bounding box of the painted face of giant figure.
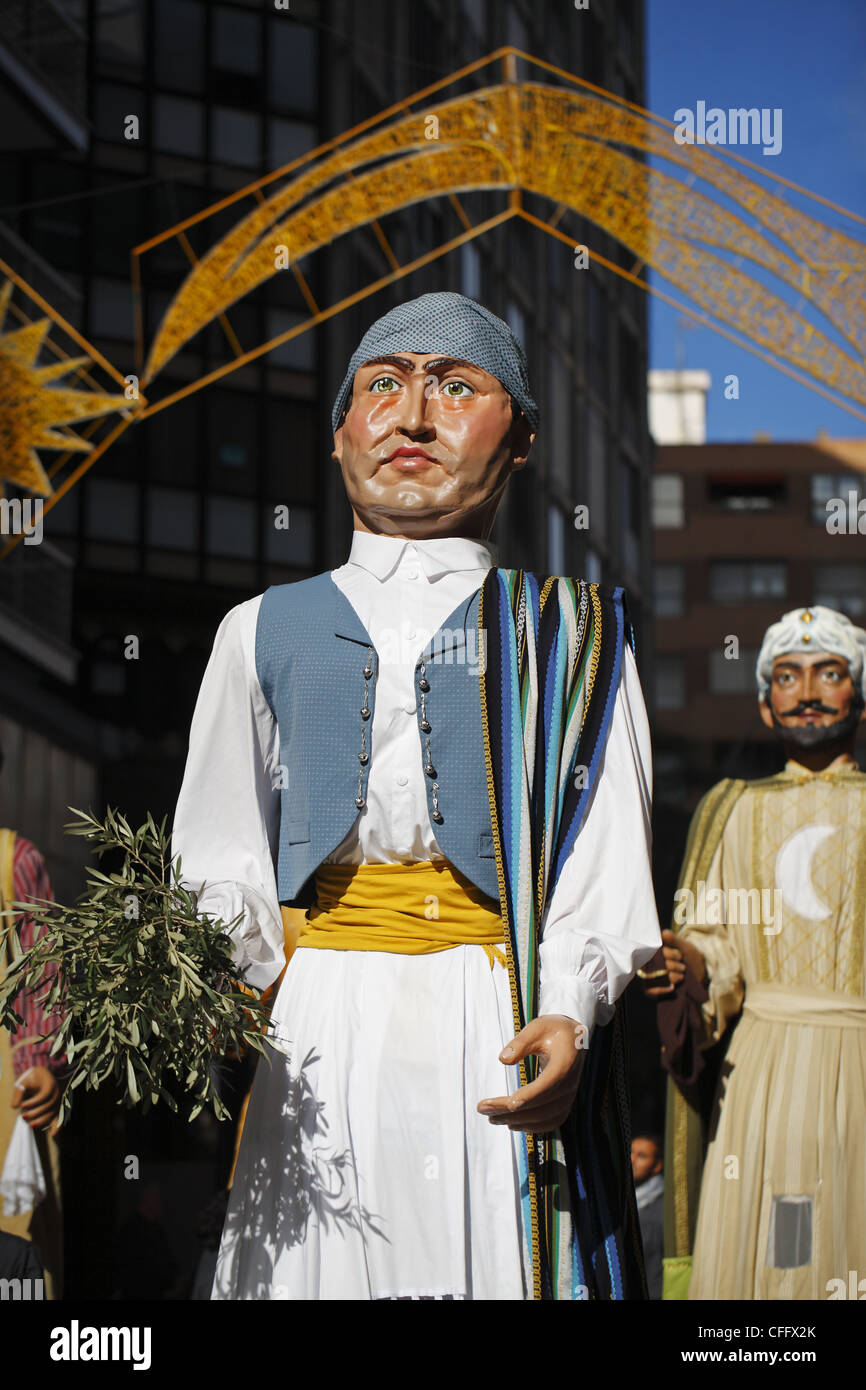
[756,606,866,761]
[759,649,866,753]
[331,351,535,541]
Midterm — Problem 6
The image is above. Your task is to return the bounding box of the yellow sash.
[295,859,507,969]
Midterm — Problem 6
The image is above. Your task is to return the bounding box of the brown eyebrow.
[359,355,480,375]
[773,658,847,672]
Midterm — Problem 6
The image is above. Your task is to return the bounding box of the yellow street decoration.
[137,49,866,419]
[0,279,131,499]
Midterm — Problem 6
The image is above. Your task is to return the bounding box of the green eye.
[441,380,473,397]
[370,375,398,392]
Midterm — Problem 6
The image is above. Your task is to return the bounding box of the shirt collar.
[346,530,498,582]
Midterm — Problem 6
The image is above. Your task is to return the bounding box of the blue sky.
[645,0,866,441]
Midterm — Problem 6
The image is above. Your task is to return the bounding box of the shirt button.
[405,565,420,580]
[404,702,416,715]
[406,628,417,641]
[396,773,408,786]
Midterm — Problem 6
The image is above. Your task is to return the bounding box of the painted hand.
[477,1014,586,1133]
[12,1065,61,1135]
[641,928,706,996]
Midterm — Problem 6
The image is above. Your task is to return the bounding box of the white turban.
[756,605,866,701]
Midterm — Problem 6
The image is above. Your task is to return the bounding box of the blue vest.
[254,572,498,905]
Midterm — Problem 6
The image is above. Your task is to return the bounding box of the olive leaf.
[0,806,282,1126]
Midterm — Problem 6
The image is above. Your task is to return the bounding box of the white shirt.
[172,532,661,1039]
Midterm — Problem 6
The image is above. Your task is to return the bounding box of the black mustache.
[780,702,837,716]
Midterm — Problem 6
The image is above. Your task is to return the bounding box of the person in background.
[631,1132,664,1300]
[0,736,66,1298]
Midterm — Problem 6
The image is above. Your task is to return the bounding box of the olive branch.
[0,806,279,1127]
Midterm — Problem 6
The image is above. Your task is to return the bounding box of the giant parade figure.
[644,605,866,1300]
[173,291,662,1300]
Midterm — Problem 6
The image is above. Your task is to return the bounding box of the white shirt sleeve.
[171,596,286,990]
[537,643,662,1039]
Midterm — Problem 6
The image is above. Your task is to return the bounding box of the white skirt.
[212,944,527,1300]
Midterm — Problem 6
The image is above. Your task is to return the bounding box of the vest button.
[431,810,444,824]
[418,677,430,692]
[355,795,366,809]
[358,752,369,764]
[420,719,431,734]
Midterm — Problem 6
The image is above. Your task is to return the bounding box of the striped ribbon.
[478,569,647,1300]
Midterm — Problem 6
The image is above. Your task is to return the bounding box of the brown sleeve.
[656,963,710,1088]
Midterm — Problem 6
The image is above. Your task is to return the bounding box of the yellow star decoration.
[0,280,130,497]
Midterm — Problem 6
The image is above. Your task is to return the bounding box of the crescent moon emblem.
[774,824,836,922]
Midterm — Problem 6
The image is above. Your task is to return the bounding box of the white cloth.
[171,532,662,1299]
[0,1112,46,1216]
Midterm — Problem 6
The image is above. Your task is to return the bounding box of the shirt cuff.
[537,976,613,1044]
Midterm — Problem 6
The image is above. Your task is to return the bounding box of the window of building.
[506,300,526,357]
[811,472,864,525]
[621,459,640,576]
[148,487,198,552]
[813,563,866,621]
[547,352,571,492]
[94,83,144,144]
[709,647,758,694]
[265,309,315,370]
[154,95,205,158]
[583,13,606,86]
[268,119,315,171]
[463,0,486,40]
[211,107,261,169]
[90,277,135,341]
[460,242,481,301]
[146,382,200,488]
[91,659,127,696]
[265,21,316,113]
[654,564,684,618]
[585,273,608,395]
[707,476,787,511]
[585,547,602,584]
[266,399,316,503]
[656,655,685,710]
[547,504,566,575]
[96,0,144,71]
[263,506,315,566]
[587,404,607,540]
[208,390,259,495]
[709,561,787,604]
[85,479,139,543]
[652,473,684,528]
[206,496,256,557]
[154,0,204,93]
[213,6,260,75]
[618,322,641,443]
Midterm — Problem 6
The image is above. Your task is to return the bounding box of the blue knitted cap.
[331,291,538,434]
